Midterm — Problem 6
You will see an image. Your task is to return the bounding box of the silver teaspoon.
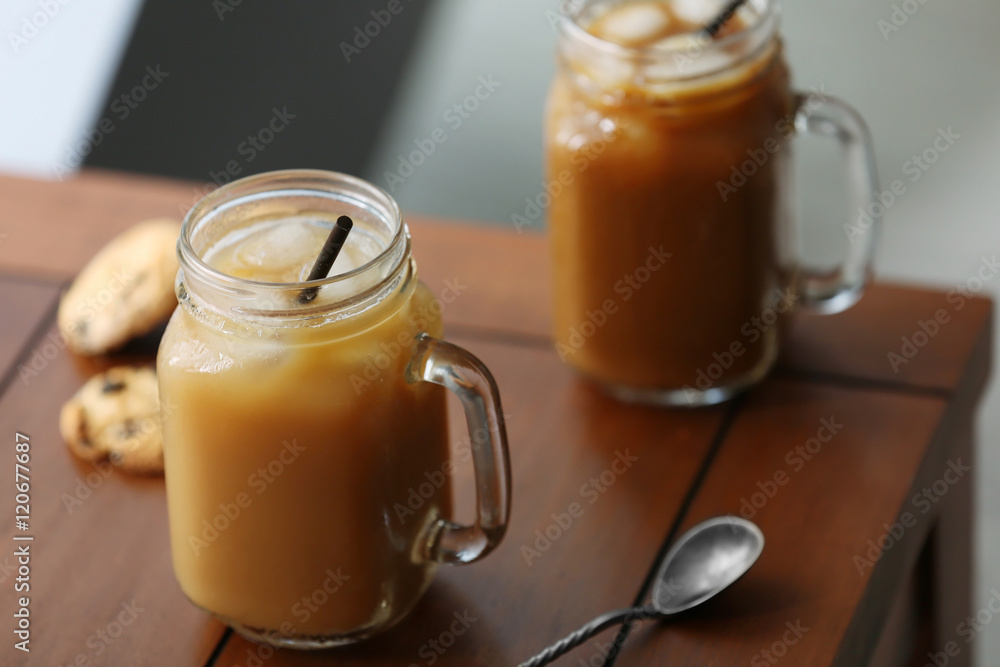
[518,515,764,667]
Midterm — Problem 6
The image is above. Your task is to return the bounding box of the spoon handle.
[517,605,660,667]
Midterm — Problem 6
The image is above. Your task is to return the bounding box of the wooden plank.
[214,335,727,667]
[0,171,989,395]
[613,378,951,665]
[0,321,226,667]
[841,292,991,667]
[0,169,200,283]
[407,215,551,343]
[0,276,61,386]
[779,283,992,394]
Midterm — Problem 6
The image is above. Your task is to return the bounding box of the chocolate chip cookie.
[58,219,181,355]
[59,366,164,474]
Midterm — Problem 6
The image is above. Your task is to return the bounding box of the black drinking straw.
[297,215,354,304]
[702,0,749,38]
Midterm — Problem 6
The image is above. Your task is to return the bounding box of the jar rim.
[557,0,778,79]
[179,169,406,292]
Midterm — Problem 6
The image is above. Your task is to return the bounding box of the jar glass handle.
[792,91,880,314]
[408,334,511,565]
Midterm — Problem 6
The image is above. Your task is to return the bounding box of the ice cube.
[231,220,324,282]
[580,58,638,89]
[654,32,707,52]
[645,32,736,78]
[670,0,728,25]
[590,2,672,47]
[328,239,370,276]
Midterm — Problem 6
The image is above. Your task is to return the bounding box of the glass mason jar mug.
[546,0,880,406]
[157,170,511,648]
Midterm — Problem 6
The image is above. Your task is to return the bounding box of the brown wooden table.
[0,169,990,667]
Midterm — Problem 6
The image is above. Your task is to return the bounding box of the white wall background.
[0,0,144,177]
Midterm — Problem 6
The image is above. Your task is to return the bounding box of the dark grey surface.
[84,0,436,182]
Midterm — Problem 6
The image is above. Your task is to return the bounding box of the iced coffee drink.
[547,0,879,404]
[158,171,510,647]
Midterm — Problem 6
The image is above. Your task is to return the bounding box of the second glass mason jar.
[158,170,510,648]
[546,0,879,405]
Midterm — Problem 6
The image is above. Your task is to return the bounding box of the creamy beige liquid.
[159,216,450,638]
[548,0,795,393]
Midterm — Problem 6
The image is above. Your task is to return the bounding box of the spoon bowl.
[653,516,765,614]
